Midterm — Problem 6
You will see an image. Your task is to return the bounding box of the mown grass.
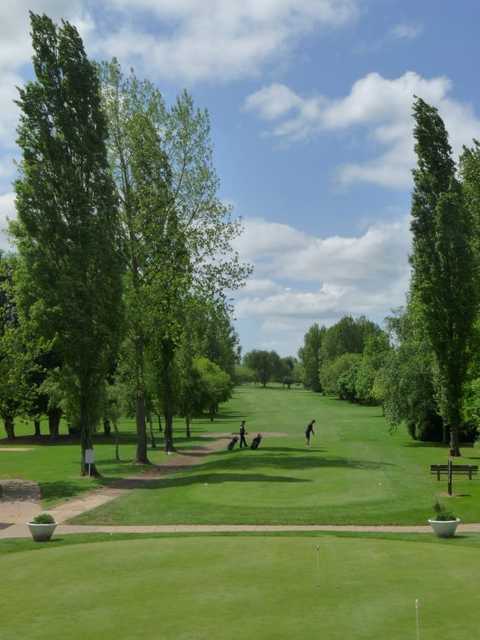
[73,385,480,525]
[0,415,213,507]
[2,533,480,639]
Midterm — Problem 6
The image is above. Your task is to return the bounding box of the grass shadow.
[39,480,94,503]
[190,450,393,473]
[98,472,309,491]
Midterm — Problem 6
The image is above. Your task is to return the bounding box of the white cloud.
[0,192,15,251]
[245,71,480,188]
[243,278,283,295]
[234,216,411,346]
[390,23,423,40]
[95,0,359,82]
[0,1,94,175]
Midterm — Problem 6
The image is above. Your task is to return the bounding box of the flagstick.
[415,599,420,640]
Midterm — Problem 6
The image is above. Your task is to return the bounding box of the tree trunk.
[103,418,111,437]
[442,421,449,445]
[135,337,149,464]
[113,420,120,462]
[450,424,461,457]
[164,412,174,452]
[48,408,61,440]
[79,379,101,477]
[34,419,41,438]
[4,415,14,440]
[157,414,163,433]
[186,415,191,439]
[162,339,176,453]
[148,415,156,449]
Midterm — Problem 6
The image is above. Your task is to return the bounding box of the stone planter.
[428,518,460,538]
[27,521,57,542]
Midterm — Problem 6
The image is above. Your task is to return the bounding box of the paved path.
[2,522,480,539]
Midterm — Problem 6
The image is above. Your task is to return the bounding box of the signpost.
[85,449,95,477]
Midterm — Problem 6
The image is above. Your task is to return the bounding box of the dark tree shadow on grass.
[96,472,309,491]
[404,441,474,450]
[39,481,95,503]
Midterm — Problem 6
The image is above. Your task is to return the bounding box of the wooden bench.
[430,464,478,481]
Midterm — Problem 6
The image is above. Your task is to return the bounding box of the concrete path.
[2,522,480,540]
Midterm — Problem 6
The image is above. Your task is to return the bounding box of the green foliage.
[234,365,256,385]
[13,14,123,469]
[299,323,325,391]
[0,255,25,436]
[192,356,232,419]
[382,308,444,441]
[100,60,248,454]
[31,512,56,525]
[354,333,391,404]
[243,350,278,387]
[320,353,362,398]
[432,500,456,522]
[320,316,380,362]
[410,97,478,453]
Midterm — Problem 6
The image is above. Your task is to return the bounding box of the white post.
[415,599,420,640]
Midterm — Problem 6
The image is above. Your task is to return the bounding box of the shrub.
[31,512,56,524]
[432,500,456,522]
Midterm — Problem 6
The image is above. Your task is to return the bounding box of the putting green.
[2,534,479,639]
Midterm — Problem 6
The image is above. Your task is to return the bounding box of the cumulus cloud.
[0,2,94,181]
[233,216,411,350]
[95,0,359,82]
[245,71,480,188]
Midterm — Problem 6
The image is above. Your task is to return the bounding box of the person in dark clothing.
[305,419,316,447]
[239,420,248,448]
[251,433,262,450]
[227,436,239,451]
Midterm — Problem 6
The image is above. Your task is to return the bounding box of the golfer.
[305,419,316,447]
[239,420,248,448]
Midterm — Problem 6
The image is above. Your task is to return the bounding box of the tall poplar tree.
[410,97,478,456]
[299,323,325,392]
[100,61,249,456]
[13,14,122,473]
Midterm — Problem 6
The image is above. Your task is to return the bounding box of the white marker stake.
[415,599,420,640]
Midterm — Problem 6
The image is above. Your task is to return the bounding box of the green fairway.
[73,386,480,526]
[2,533,480,639]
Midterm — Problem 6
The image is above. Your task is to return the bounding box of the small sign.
[85,449,95,464]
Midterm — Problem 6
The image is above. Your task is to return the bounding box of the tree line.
[238,351,300,388]
[0,13,250,473]
[295,99,480,454]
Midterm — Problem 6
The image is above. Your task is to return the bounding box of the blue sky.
[1,1,480,355]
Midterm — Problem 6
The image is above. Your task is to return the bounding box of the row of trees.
[0,14,249,472]
[298,316,388,403]
[297,99,480,454]
[239,350,300,388]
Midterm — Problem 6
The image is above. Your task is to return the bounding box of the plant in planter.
[27,512,57,542]
[428,500,460,538]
